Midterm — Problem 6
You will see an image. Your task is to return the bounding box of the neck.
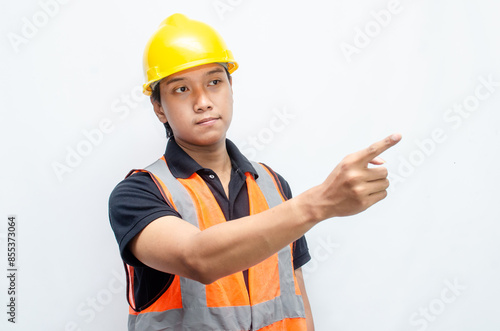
[175,137,231,175]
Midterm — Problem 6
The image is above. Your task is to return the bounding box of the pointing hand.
[312,133,402,220]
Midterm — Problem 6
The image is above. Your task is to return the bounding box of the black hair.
[150,65,232,139]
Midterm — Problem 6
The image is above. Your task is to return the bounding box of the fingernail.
[391,133,401,142]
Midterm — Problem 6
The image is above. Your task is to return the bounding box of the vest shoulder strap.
[249,161,287,208]
[145,159,199,227]
[145,159,286,215]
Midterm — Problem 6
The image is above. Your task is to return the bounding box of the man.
[109,13,401,331]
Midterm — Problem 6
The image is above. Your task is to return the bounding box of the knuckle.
[367,144,377,155]
[351,185,364,197]
[342,154,355,166]
[345,172,361,186]
[340,160,353,172]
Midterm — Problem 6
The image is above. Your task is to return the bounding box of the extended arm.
[130,134,402,284]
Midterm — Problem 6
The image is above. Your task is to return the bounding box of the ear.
[150,96,168,123]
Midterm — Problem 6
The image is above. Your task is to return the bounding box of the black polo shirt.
[109,138,310,309]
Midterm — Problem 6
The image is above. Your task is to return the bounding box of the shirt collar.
[164,138,258,179]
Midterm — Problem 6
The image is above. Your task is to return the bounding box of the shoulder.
[109,170,178,228]
[109,171,161,208]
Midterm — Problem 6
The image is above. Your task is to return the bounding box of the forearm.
[185,191,319,283]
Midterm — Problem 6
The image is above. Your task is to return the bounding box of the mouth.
[196,117,220,125]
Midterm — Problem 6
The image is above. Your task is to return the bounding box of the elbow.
[183,255,219,285]
[196,274,218,285]
[190,266,217,285]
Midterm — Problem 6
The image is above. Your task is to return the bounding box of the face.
[152,63,233,148]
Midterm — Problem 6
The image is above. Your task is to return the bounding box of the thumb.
[369,157,385,165]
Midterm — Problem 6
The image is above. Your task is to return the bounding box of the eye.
[174,86,187,93]
[209,79,221,86]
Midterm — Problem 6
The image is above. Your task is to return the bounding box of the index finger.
[355,133,402,165]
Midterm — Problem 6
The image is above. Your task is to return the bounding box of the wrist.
[292,187,326,226]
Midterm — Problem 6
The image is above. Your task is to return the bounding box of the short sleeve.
[108,171,180,267]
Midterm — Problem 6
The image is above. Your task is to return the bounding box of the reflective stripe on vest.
[127,158,306,330]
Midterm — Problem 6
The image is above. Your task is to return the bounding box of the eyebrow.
[164,68,226,86]
[164,77,185,86]
[206,68,225,76]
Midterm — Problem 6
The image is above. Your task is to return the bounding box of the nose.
[193,87,213,113]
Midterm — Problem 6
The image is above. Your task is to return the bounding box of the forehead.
[162,63,226,85]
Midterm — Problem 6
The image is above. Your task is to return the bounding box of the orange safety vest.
[125,157,306,330]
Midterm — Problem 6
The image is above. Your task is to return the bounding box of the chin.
[199,134,227,146]
[178,132,227,147]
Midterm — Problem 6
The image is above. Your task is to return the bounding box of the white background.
[1,0,500,330]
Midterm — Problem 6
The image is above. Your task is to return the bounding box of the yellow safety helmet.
[142,13,238,95]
